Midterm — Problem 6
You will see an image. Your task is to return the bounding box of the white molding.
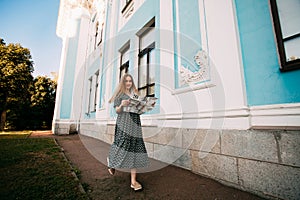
[250,103,300,129]
[230,0,248,108]
[250,103,300,111]
[54,119,79,123]
[106,103,300,130]
[53,38,69,123]
[172,82,215,95]
[75,103,300,130]
[198,0,208,53]
[174,0,182,85]
[148,107,249,120]
[112,107,251,129]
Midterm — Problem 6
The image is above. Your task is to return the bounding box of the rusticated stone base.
[77,122,300,200]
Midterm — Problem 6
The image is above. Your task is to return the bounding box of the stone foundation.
[53,121,79,135]
[76,122,300,199]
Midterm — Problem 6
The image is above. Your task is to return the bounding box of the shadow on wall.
[69,124,78,134]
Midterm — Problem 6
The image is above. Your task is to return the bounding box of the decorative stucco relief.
[57,0,106,38]
[179,50,209,86]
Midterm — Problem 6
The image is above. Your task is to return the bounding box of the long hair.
[109,74,138,103]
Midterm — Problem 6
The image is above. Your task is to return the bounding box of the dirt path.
[30,131,265,200]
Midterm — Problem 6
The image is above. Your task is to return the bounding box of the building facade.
[54,0,300,199]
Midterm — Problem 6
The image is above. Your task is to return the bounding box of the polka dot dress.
[108,93,149,169]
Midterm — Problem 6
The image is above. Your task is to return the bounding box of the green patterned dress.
[108,93,149,169]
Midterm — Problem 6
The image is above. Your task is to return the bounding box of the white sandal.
[131,181,142,191]
[107,157,115,175]
[108,167,115,175]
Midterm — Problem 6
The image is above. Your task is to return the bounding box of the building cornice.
[56,0,95,38]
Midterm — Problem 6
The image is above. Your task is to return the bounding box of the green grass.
[0,132,88,200]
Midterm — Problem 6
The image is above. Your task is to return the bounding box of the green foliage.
[29,76,57,129]
[0,38,33,130]
[0,38,5,45]
[0,38,57,130]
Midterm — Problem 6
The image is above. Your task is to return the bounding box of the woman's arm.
[115,104,123,114]
[115,99,130,114]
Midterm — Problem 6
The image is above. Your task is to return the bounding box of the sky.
[0,0,62,77]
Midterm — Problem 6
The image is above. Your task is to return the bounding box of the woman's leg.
[131,168,137,185]
[130,168,142,190]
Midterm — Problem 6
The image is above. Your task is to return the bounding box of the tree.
[29,76,57,129]
[0,38,34,131]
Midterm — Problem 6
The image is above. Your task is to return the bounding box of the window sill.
[172,82,215,95]
[280,59,300,72]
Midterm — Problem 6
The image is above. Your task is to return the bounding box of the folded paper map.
[123,95,158,114]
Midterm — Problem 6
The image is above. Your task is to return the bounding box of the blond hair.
[109,74,138,103]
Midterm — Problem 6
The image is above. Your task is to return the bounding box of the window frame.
[137,18,156,97]
[93,71,99,112]
[138,42,155,97]
[119,61,129,80]
[119,44,130,81]
[87,77,93,114]
[121,0,133,14]
[270,0,300,71]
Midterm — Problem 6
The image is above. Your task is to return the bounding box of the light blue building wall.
[173,0,204,88]
[109,0,161,117]
[97,1,113,112]
[234,0,300,106]
[60,20,81,119]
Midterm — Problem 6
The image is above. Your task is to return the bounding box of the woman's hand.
[121,100,130,106]
[116,99,130,113]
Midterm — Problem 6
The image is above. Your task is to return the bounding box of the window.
[94,21,99,49]
[138,43,155,97]
[94,71,99,111]
[137,19,155,97]
[88,13,103,54]
[270,0,300,71]
[120,61,129,80]
[86,71,100,114]
[119,44,130,80]
[121,0,133,14]
[97,22,104,46]
[87,77,93,114]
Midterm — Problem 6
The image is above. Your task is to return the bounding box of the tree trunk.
[0,110,6,131]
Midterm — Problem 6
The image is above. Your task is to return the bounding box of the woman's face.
[124,76,133,90]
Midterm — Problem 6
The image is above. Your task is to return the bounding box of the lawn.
[0,131,88,200]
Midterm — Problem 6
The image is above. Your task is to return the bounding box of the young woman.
[107,74,149,191]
